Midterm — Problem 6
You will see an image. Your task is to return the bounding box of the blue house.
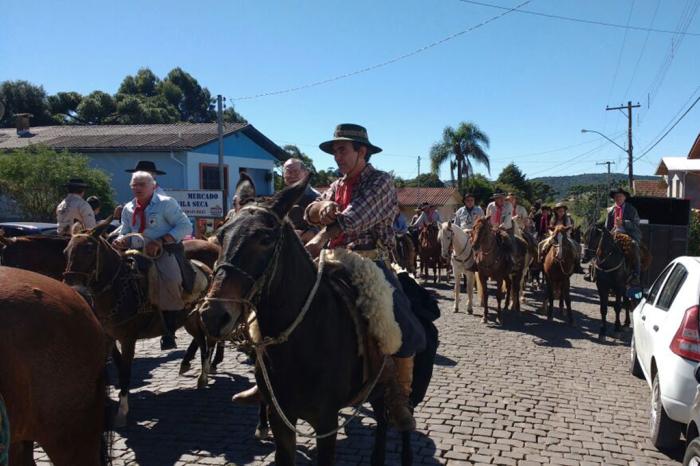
[0,122,286,205]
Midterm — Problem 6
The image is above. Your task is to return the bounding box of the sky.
[1,0,699,181]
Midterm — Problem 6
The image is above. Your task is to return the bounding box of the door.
[636,263,674,376]
[646,264,688,358]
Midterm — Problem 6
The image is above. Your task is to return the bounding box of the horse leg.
[599,290,608,340]
[495,279,504,325]
[314,413,338,466]
[564,279,574,326]
[115,338,136,428]
[613,293,622,334]
[401,430,414,466]
[480,273,489,324]
[268,408,297,466]
[466,271,474,314]
[545,277,554,321]
[211,340,225,373]
[255,402,270,440]
[184,316,210,389]
[623,298,631,327]
[179,338,198,375]
[9,441,36,466]
[453,267,460,313]
[370,399,388,466]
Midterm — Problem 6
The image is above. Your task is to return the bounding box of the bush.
[0,145,115,221]
[689,210,700,256]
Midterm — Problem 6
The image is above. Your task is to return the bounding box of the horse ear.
[235,172,257,207]
[90,217,113,237]
[271,177,309,218]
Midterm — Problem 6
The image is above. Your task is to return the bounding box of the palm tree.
[429,122,490,192]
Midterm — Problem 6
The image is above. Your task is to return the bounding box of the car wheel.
[650,372,682,449]
[630,335,644,378]
[683,437,700,466]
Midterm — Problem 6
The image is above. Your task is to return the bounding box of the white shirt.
[56,193,96,234]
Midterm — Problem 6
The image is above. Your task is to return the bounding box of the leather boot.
[385,356,416,432]
[232,385,262,406]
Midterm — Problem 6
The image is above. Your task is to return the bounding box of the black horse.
[199,179,437,466]
[582,224,631,339]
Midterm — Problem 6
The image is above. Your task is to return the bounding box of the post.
[627,101,634,192]
[597,161,614,206]
[417,155,421,207]
[217,95,227,213]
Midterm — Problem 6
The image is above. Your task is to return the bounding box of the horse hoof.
[547,314,553,322]
[453,307,459,313]
[481,317,488,324]
[114,413,127,429]
[210,365,218,374]
[179,362,191,375]
[467,308,473,315]
[255,426,270,441]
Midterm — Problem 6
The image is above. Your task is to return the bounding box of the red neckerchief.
[614,203,624,223]
[540,212,549,232]
[329,172,361,248]
[492,205,502,226]
[132,195,153,233]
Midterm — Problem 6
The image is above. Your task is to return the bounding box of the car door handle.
[641,315,646,321]
[653,325,659,332]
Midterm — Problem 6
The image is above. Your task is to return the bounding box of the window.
[647,264,674,305]
[656,264,688,311]
[200,164,229,191]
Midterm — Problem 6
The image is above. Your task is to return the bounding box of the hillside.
[530,173,661,197]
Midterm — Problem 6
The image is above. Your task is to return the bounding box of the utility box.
[627,196,690,286]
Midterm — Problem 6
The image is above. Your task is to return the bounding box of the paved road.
[36,275,685,465]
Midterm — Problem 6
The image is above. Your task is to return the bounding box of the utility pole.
[606,100,640,193]
[417,155,421,206]
[597,161,614,207]
[217,95,227,214]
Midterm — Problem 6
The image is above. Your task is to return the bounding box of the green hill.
[531,173,661,198]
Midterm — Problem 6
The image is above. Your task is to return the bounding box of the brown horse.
[471,217,528,325]
[394,234,417,275]
[63,221,212,427]
[0,234,68,280]
[0,266,109,465]
[418,224,441,282]
[542,225,575,324]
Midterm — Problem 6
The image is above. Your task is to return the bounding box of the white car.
[630,256,700,449]
[683,366,700,465]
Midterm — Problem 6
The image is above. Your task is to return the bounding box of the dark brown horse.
[0,266,109,465]
[198,180,436,466]
[542,225,575,324]
[471,217,528,325]
[63,222,212,427]
[394,234,417,275]
[0,234,68,280]
[418,224,441,282]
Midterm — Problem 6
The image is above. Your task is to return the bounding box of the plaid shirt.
[311,164,398,250]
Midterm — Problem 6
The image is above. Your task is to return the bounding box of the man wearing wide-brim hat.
[453,192,483,231]
[411,201,441,230]
[56,178,97,235]
[485,189,513,231]
[605,186,642,284]
[126,160,167,195]
[538,201,582,269]
[301,123,426,432]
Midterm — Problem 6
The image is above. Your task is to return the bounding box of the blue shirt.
[118,192,192,243]
[393,213,409,235]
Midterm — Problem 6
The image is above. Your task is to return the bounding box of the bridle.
[584,226,625,273]
[63,234,120,294]
[443,225,473,264]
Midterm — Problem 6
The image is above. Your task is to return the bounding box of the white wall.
[186,151,275,194]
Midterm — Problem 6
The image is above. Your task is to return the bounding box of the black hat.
[319,124,382,156]
[491,189,506,200]
[64,178,88,189]
[609,187,631,199]
[553,202,568,211]
[463,192,476,199]
[126,160,166,175]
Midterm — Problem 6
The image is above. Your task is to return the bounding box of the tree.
[0,80,54,127]
[496,163,531,200]
[76,91,117,124]
[47,91,83,123]
[403,173,445,188]
[0,145,115,221]
[529,180,555,203]
[429,122,490,193]
[464,174,494,207]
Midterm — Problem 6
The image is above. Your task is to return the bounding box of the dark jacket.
[605,203,641,242]
[288,185,320,234]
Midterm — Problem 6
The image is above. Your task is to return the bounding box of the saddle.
[612,233,651,271]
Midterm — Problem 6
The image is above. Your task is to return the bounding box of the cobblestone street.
[36,276,686,465]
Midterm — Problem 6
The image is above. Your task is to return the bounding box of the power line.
[231,0,531,101]
[634,93,700,161]
[622,0,660,99]
[455,0,700,36]
[527,138,624,177]
[638,85,700,153]
[606,0,635,107]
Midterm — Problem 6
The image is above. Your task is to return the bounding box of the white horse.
[438,221,480,314]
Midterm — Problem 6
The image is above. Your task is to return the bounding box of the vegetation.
[689,210,700,256]
[0,146,115,221]
[0,68,246,127]
[531,173,660,198]
[429,122,490,192]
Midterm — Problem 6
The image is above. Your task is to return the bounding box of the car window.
[656,264,688,311]
[647,264,674,304]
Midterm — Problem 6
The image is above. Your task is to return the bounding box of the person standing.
[112,171,192,350]
[56,178,96,235]
[453,192,484,231]
[283,158,320,242]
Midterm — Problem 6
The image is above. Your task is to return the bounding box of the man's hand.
[145,239,162,257]
[305,233,327,259]
[614,217,623,228]
[319,201,340,225]
[162,234,176,244]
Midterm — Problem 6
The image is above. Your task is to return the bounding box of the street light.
[580,129,627,153]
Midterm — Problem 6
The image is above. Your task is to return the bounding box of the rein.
[589,228,625,273]
[63,234,121,294]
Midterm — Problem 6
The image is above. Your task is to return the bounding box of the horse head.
[582,222,604,263]
[63,218,115,291]
[471,217,491,252]
[200,179,309,340]
[438,221,453,260]
[552,224,572,237]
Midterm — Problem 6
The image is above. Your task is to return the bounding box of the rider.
[533,204,551,241]
[394,211,409,235]
[539,202,581,266]
[452,192,484,231]
[411,202,441,229]
[306,123,427,431]
[605,187,642,286]
[56,178,97,235]
[283,158,320,242]
[126,160,167,195]
[113,171,193,350]
[507,192,537,250]
[485,190,513,232]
